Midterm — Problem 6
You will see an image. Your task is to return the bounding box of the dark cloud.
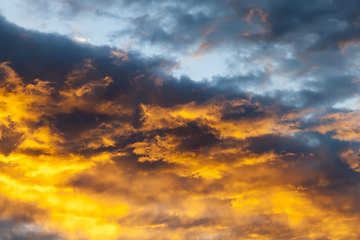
[5,0,360,108]
[0,219,60,240]
[0,194,60,240]
[13,0,360,55]
[0,1,360,239]
[0,120,23,156]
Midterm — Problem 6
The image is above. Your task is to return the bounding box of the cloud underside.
[0,1,360,239]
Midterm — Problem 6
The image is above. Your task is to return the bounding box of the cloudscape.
[0,0,360,239]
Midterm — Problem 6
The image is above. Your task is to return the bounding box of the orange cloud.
[111,49,130,65]
[338,39,360,53]
[1,63,360,239]
[246,8,269,24]
[309,111,360,141]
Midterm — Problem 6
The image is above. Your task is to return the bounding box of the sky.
[0,0,360,239]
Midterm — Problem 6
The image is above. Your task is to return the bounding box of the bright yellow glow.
[0,63,359,239]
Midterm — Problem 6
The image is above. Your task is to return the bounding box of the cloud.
[0,2,360,239]
[0,220,60,240]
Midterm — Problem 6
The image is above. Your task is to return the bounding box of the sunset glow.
[0,1,360,239]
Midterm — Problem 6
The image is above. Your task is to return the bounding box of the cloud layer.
[0,1,360,239]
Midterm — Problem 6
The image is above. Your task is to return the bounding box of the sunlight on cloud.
[1,1,360,239]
